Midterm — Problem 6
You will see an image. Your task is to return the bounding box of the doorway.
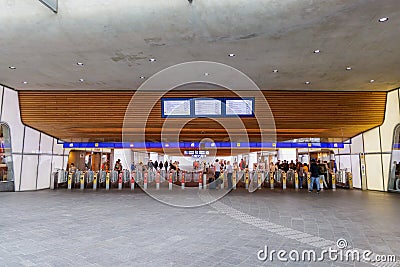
[0,123,14,191]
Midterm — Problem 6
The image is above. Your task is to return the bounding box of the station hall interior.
[0,0,399,193]
[1,1,400,266]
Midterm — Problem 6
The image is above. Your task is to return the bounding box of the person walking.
[309,159,320,193]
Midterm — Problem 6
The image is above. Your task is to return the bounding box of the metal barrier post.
[270,172,274,189]
[156,171,160,190]
[232,170,237,190]
[80,172,85,190]
[198,172,202,189]
[294,172,299,190]
[181,171,185,190]
[245,171,249,190]
[118,172,123,190]
[307,172,311,190]
[332,172,336,191]
[106,172,110,190]
[93,172,97,190]
[203,172,207,190]
[67,172,72,190]
[169,172,173,190]
[348,173,353,189]
[282,172,287,190]
[144,172,148,190]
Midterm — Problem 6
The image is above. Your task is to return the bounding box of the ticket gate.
[122,170,130,188]
[73,171,82,189]
[53,169,68,189]
[286,170,295,188]
[86,171,95,189]
[236,171,245,187]
[275,170,283,188]
[110,170,118,188]
[98,171,107,188]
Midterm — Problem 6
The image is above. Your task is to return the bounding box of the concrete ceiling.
[1,0,399,91]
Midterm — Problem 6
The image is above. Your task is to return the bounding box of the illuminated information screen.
[162,97,254,117]
[194,99,222,116]
[163,100,190,116]
[226,99,253,115]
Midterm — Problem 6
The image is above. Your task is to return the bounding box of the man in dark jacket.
[309,159,320,193]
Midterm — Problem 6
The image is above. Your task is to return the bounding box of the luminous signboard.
[226,99,253,115]
[194,99,222,116]
[162,99,190,117]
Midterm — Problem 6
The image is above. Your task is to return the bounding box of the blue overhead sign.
[64,142,344,149]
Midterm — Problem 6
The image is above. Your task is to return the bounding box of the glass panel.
[389,125,400,192]
[0,123,14,191]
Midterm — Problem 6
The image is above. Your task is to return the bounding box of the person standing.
[147,160,153,171]
[154,160,158,170]
[309,159,320,193]
[69,163,77,173]
[289,160,295,170]
[114,159,122,174]
[318,160,328,189]
[226,161,233,189]
[164,160,168,172]
[213,159,221,188]
[159,161,163,170]
[239,159,246,171]
[298,162,304,189]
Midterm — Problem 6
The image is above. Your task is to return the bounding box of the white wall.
[0,86,68,191]
[113,149,133,170]
[277,149,296,161]
[335,88,400,191]
[248,152,257,171]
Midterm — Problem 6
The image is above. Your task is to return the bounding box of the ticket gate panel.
[110,171,119,188]
[74,171,82,189]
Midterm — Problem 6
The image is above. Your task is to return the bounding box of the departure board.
[226,99,253,115]
[163,100,190,116]
[162,97,254,118]
[194,99,222,116]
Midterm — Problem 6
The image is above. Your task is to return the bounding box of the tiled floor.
[0,188,399,266]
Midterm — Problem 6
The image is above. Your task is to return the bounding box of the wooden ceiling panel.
[18,90,387,143]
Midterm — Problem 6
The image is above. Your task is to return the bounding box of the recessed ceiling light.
[370,79,375,83]
[204,72,209,76]
[77,62,84,66]
[9,66,16,70]
[378,17,389,22]
[79,78,84,82]
[305,81,311,85]
[273,69,278,73]
[313,49,321,54]
[140,76,146,79]
[346,66,352,70]
[228,53,236,57]
[149,58,156,62]
[22,81,28,84]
